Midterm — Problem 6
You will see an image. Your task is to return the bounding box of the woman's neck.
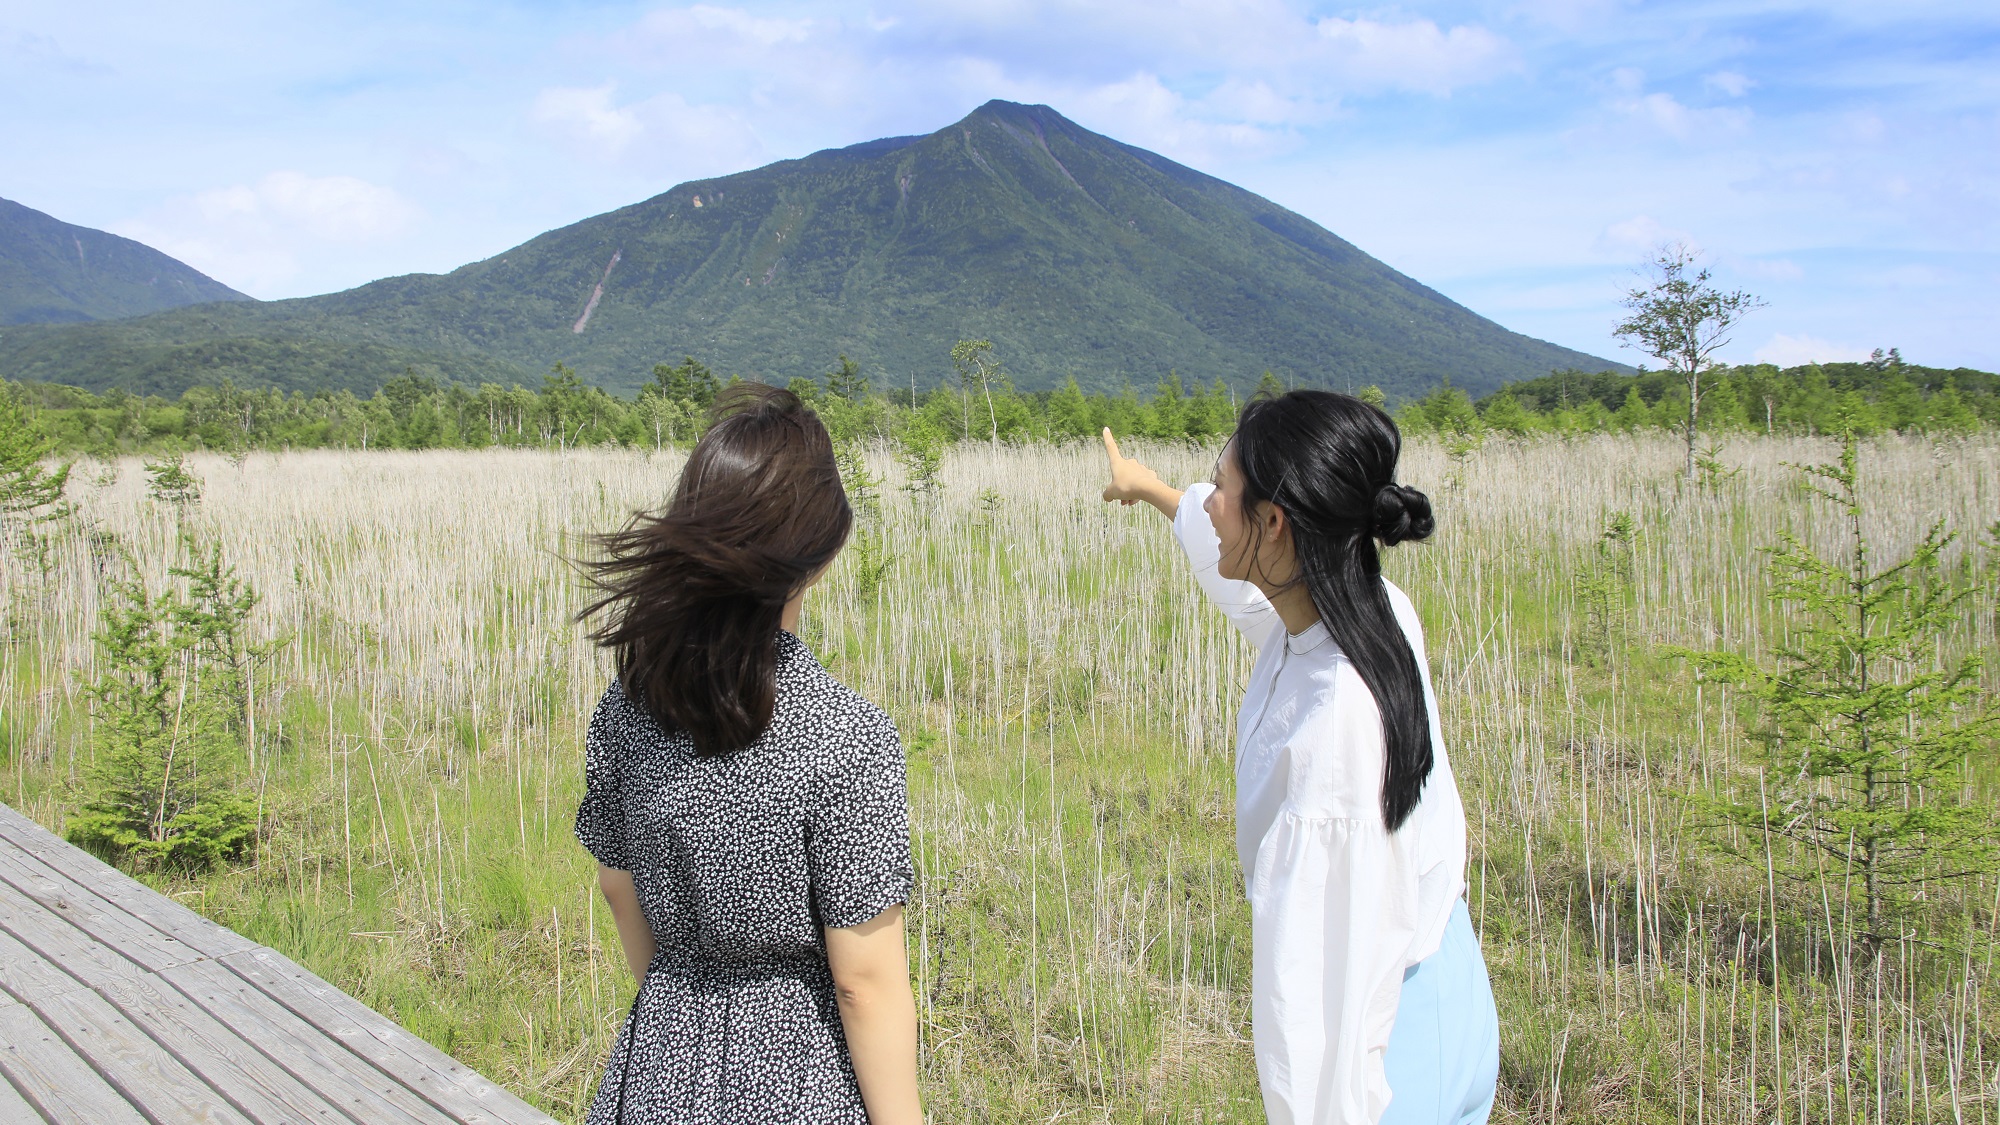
[780,590,805,633]
[1265,582,1320,637]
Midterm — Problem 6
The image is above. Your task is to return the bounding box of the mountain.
[0,103,1620,399]
[0,197,251,326]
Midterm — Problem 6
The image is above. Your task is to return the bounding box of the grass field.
[3,434,1996,1123]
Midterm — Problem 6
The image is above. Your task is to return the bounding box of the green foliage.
[1574,511,1636,660]
[68,540,266,871]
[1677,435,1997,940]
[1469,357,1999,441]
[825,354,866,400]
[898,420,945,501]
[144,452,202,506]
[835,440,882,521]
[1613,244,1765,482]
[848,528,894,604]
[652,356,719,414]
[10,344,1995,465]
[0,386,73,538]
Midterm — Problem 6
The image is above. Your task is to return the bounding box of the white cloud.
[1597,214,1693,253]
[113,172,419,295]
[530,83,766,171]
[1752,333,1872,367]
[531,85,646,153]
[1704,70,1754,97]
[1311,16,1514,96]
[1611,90,1750,140]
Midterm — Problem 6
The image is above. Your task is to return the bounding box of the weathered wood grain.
[0,925,88,1005]
[0,1063,47,1122]
[220,948,558,1125]
[0,1003,148,1124]
[164,958,448,1124]
[32,987,252,1124]
[0,847,204,974]
[95,968,354,1123]
[0,800,559,1125]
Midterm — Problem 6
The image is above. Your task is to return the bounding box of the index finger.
[1101,427,1123,464]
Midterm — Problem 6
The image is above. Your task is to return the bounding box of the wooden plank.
[31,987,251,1124]
[0,845,211,974]
[94,969,354,1124]
[0,878,148,987]
[0,805,257,960]
[162,959,443,1124]
[219,948,558,1124]
[0,926,90,1005]
[0,1066,47,1123]
[0,1002,147,1124]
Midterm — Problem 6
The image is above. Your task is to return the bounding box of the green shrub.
[68,539,264,871]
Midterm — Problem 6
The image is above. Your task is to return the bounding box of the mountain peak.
[0,109,1619,397]
[0,197,252,326]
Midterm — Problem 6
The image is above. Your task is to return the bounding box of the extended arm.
[1100,428,1182,517]
[597,865,656,981]
[826,905,923,1125]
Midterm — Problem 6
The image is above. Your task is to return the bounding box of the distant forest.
[8,350,1996,456]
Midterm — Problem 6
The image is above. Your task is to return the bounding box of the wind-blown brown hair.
[580,383,851,755]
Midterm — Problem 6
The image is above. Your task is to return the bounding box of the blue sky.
[4,0,1996,369]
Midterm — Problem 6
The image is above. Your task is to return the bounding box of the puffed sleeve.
[573,685,634,872]
[1174,483,1280,645]
[807,716,915,930]
[1249,679,1425,1125]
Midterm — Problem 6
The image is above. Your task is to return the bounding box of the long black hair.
[1231,389,1436,830]
[579,383,851,755]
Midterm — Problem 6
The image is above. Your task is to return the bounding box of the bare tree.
[1613,244,1766,483]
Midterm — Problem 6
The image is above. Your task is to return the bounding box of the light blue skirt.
[1380,898,1500,1125]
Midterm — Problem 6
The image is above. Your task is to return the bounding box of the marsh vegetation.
[2,434,1996,1122]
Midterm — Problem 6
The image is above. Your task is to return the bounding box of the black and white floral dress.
[574,630,914,1125]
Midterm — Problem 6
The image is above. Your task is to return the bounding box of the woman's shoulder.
[777,640,898,744]
[588,678,667,749]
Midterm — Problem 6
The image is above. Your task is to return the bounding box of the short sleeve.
[807,718,914,930]
[574,685,634,871]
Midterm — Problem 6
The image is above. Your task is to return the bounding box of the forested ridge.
[7,347,1995,457]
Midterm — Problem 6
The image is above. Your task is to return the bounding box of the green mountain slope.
[0,197,251,325]
[0,102,1618,398]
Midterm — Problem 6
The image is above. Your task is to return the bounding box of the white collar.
[1285,621,1333,655]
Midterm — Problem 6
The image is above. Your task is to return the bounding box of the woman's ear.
[1262,501,1288,545]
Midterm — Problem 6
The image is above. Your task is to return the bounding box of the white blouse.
[1173,483,1469,1125]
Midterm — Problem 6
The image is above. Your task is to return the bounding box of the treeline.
[1403,351,1998,438]
[9,347,1997,456]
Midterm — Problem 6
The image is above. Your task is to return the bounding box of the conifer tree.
[1682,435,1997,940]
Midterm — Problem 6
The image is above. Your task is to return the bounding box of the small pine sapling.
[1679,434,1997,942]
[68,540,264,871]
[898,422,945,502]
[835,440,883,522]
[0,387,75,576]
[1575,511,1637,661]
[145,452,203,507]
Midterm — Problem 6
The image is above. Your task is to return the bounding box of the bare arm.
[1100,428,1182,518]
[598,865,656,982]
[826,905,922,1125]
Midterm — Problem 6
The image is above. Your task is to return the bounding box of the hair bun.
[1372,483,1435,546]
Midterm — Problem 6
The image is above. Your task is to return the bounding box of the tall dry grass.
[2,433,1995,1122]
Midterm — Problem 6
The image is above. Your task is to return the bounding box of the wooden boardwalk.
[0,801,560,1124]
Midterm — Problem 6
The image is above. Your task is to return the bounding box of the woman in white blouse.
[1100,389,1499,1125]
